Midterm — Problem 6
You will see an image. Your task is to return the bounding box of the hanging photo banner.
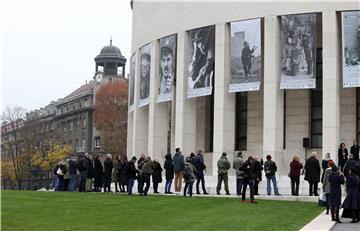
[229,18,262,93]
[342,11,360,88]
[139,44,151,107]
[187,25,215,98]
[129,54,135,112]
[280,14,317,89]
[157,34,177,103]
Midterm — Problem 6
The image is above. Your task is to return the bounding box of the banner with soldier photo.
[157,34,177,103]
[138,44,151,107]
[342,11,360,88]
[187,25,215,98]
[280,14,317,89]
[129,54,135,112]
[229,18,262,93]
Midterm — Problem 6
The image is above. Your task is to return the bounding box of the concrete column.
[212,22,236,175]
[263,15,284,172]
[174,31,197,155]
[132,50,149,157]
[322,10,340,163]
[148,41,169,160]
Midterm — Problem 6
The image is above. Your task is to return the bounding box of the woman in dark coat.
[341,168,360,223]
[338,143,348,172]
[164,154,174,194]
[289,155,303,196]
[328,166,345,222]
[152,159,163,193]
[253,156,263,195]
[94,156,103,192]
[118,157,128,192]
[303,152,321,196]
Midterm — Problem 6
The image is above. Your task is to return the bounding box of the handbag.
[317,191,327,207]
[56,166,64,176]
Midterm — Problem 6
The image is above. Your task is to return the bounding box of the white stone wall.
[340,88,356,148]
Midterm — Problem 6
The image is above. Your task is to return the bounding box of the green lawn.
[2,190,323,231]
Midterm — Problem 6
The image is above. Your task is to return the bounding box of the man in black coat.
[241,156,257,203]
[341,167,360,223]
[193,150,208,195]
[303,152,321,196]
[350,140,359,161]
[77,153,90,192]
[164,154,174,194]
[137,154,146,193]
[124,156,138,195]
[103,154,113,193]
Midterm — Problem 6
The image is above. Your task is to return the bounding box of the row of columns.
[127,10,341,173]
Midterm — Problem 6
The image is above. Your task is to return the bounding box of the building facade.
[127,1,360,176]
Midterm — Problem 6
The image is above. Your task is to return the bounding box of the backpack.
[183,164,194,180]
[264,161,273,176]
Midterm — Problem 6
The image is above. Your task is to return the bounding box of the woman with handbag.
[289,155,303,196]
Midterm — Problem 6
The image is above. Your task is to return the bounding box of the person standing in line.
[303,152,321,196]
[183,157,197,197]
[68,156,78,192]
[216,152,231,195]
[164,154,174,194]
[103,154,113,193]
[329,166,345,223]
[124,156,138,195]
[63,158,70,191]
[54,160,66,191]
[241,156,257,203]
[137,154,146,194]
[338,143,349,172]
[118,156,128,193]
[322,160,336,215]
[321,153,331,183]
[112,155,120,192]
[86,155,94,192]
[77,153,89,192]
[344,154,357,181]
[139,156,154,196]
[264,155,281,196]
[233,152,245,196]
[173,148,185,194]
[350,140,359,161]
[93,155,103,192]
[289,155,303,196]
[152,159,163,194]
[193,150,208,195]
[253,156,263,196]
[341,167,360,223]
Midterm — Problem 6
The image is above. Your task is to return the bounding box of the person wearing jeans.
[183,158,196,197]
[233,152,244,196]
[164,154,174,194]
[173,148,185,193]
[264,155,281,196]
[139,156,154,196]
[68,156,78,192]
[124,156,137,195]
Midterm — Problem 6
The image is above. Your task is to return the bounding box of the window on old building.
[310,48,323,148]
[82,118,87,128]
[70,121,73,131]
[94,137,101,148]
[235,92,248,151]
[82,138,86,148]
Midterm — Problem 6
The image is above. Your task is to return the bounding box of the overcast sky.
[1,0,132,112]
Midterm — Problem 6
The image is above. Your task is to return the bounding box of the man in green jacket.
[217,152,231,195]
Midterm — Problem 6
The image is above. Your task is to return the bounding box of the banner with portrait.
[139,44,151,107]
[157,34,177,103]
[187,25,215,98]
[129,54,135,112]
[280,14,317,89]
[342,11,360,88]
[229,18,262,93]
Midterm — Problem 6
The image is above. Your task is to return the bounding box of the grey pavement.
[332,218,360,231]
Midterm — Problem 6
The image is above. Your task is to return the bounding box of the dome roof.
[96,39,125,60]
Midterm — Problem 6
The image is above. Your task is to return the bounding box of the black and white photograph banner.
[229,18,262,93]
[342,11,360,88]
[157,34,177,103]
[139,44,151,107]
[129,54,135,112]
[187,25,215,98]
[280,14,317,89]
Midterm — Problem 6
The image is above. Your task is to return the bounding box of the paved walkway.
[332,218,360,231]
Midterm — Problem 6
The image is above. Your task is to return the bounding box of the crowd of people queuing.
[53,141,360,222]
